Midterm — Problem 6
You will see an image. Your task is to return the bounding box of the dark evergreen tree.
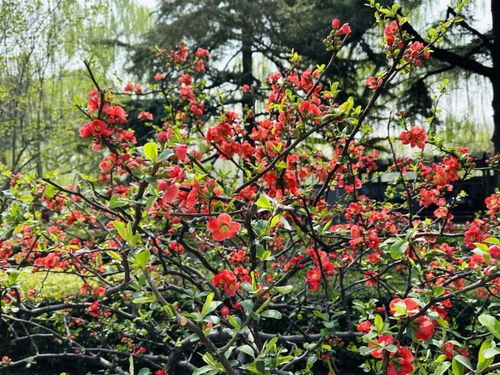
[129,0,498,153]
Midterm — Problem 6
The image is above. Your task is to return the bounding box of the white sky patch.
[136,0,157,9]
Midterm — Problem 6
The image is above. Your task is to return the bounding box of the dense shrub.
[0,1,498,374]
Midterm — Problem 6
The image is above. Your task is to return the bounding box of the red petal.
[207,218,218,232]
[163,186,178,203]
[228,222,241,237]
[212,230,225,241]
[217,213,231,224]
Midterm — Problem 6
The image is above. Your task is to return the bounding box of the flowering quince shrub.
[0,1,499,375]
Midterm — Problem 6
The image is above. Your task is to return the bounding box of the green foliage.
[0,0,151,176]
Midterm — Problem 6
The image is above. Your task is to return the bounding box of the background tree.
[0,0,151,175]
[131,0,496,154]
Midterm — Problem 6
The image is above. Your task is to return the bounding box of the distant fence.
[325,155,498,222]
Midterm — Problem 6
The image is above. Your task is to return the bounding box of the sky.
[137,0,157,9]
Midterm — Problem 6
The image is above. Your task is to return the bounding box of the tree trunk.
[491,0,500,155]
[241,31,254,109]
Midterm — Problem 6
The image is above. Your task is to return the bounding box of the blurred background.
[0,0,496,177]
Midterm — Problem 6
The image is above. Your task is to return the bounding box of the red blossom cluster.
[0,7,498,375]
[212,270,241,296]
[400,126,428,149]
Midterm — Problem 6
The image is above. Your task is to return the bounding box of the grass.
[6,270,88,300]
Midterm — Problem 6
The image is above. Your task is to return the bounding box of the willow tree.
[0,0,151,175]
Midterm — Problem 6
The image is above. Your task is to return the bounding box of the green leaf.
[275,285,293,295]
[137,368,151,375]
[313,310,327,321]
[143,142,158,162]
[107,251,122,261]
[135,250,150,268]
[453,355,473,371]
[483,347,500,359]
[255,359,266,373]
[113,221,129,242]
[478,314,500,340]
[162,305,175,318]
[269,215,280,228]
[200,293,221,318]
[255,194,273,211]
[239,344,255,357]
[338,96,354,113]
[260,310,282,319]
[255,298,271,314]
[133,295,156,304]
[7,269,20,286]
[484,237,500,245]
[158,148,174,162]
[432,286,445,297]
[227,315,240,330]
[110,195,129,208]
[433,362,450,375]
[478,340,494,371]
[240,299,254,312]
[435,354,447,363]
[390,239,409,260]
[192,365,213,375]
[44,184,57,199]
[201,293,214,318]
[374,314,384,332]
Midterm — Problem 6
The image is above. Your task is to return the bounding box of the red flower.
[441,341,455,360]
[369,335,395,358]
[138,111,153,121]
[489,245,500,259]
[415,317,434,340]
[124,82,143,93]
[105,105,128,124]
[157,131,169,143]
[337,23,351,36]
[400,126,427,149]
[154,72,164,81]
[207,214,240,241]
[389,298,419,316]
[92,287,106,298]
[99,154,116,172]
[157,180,179,204]
[306,268,322,291]
[79,120,113,138]
[80,283,89,296]
[178,73,192,86]
[220,306,230,316]
[331,18,341,29]
[154,370,168,375]
[366,76,383,90]
[298,100,321,118]
[195,60,205,72]
[88,119,112,136]
[212,270,241,296]
[195,48,210,58]
[485,193,500,216]
[388,346,414,375]
[385,20,399,45]
[464,224,484,248]
[87,300,101,317]
[357,320,372,333]
[173,144,188,162]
